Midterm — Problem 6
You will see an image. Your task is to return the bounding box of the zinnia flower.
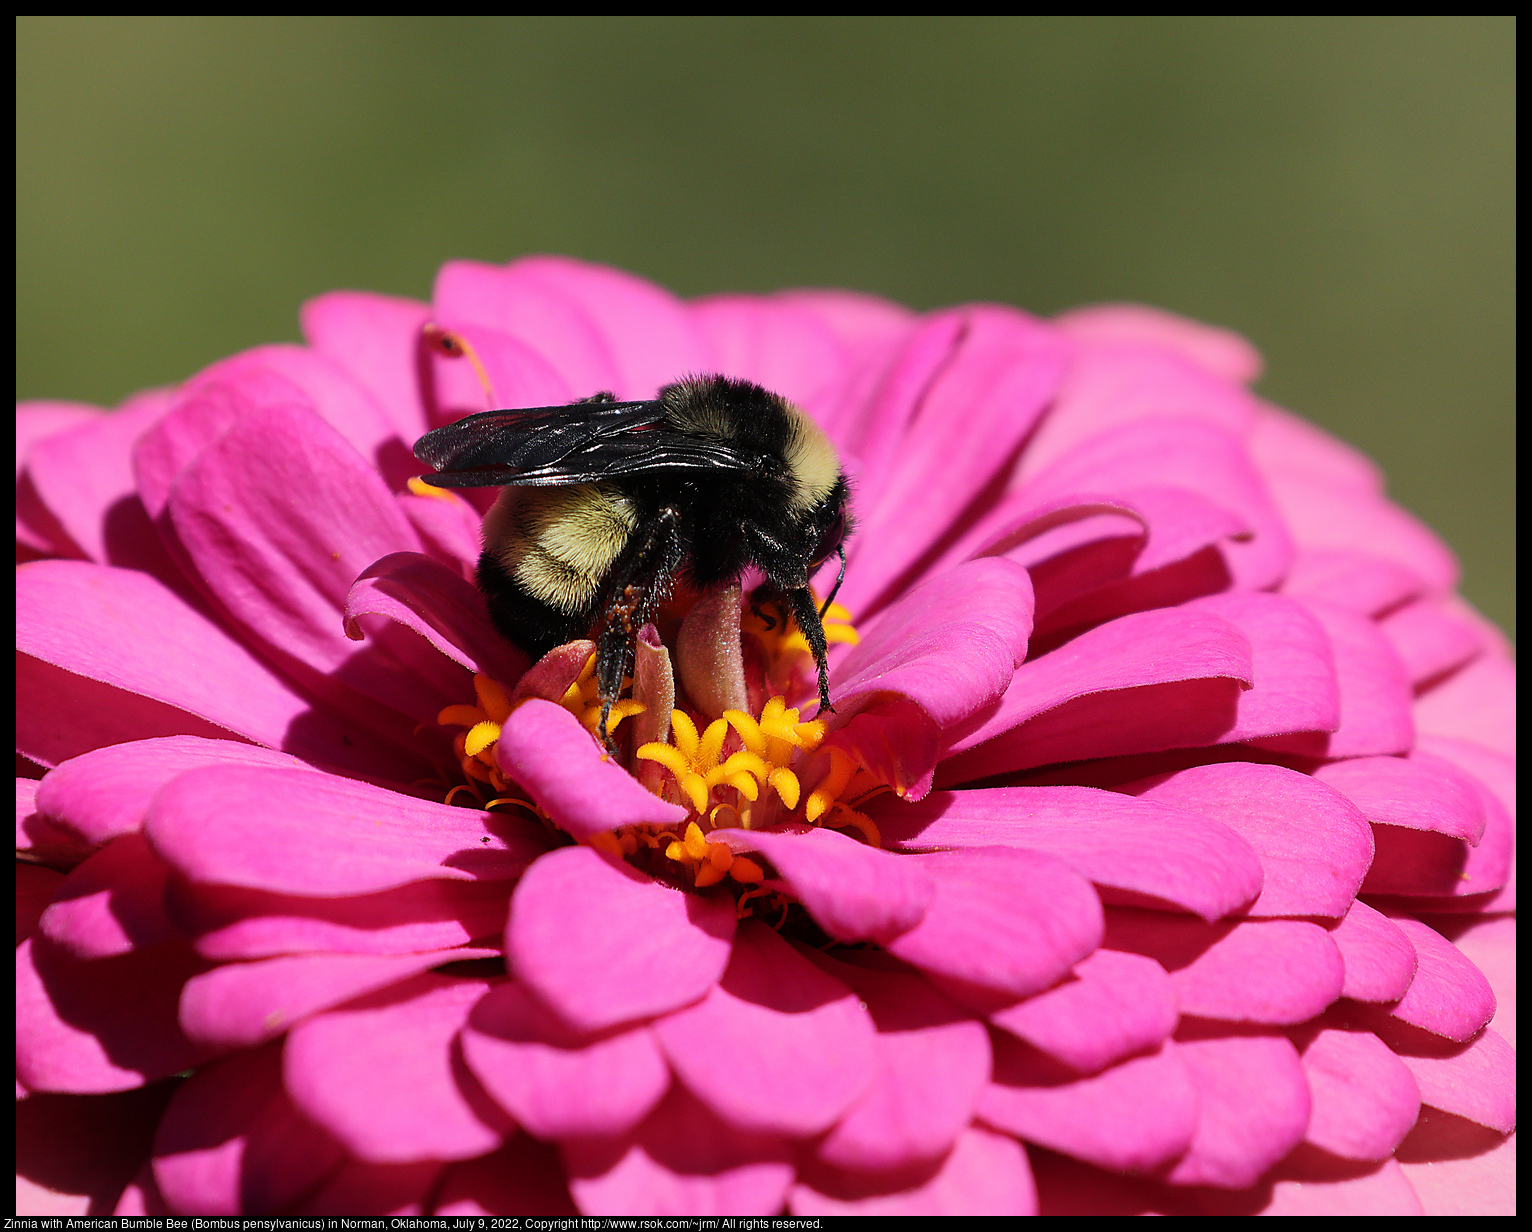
[17,256,1514,1216]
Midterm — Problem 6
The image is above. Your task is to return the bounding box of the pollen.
[560,652,645,737]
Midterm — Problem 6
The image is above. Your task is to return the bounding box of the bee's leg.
[745,522,836,717]
[594,505,685,749]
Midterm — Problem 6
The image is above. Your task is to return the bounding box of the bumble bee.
[413,375,851,741]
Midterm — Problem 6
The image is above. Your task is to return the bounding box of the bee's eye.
[809,508,846,567]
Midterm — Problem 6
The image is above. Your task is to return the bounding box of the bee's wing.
[413,399,760,488]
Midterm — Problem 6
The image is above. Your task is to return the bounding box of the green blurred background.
[17,16,1514,638]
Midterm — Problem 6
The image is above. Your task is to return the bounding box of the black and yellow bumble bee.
[413,375,852,742]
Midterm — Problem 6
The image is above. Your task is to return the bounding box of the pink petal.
[17,561,416,780]
[937,605,1255,782]
[175,877,516,961]
[506,844,735,1032]
[1261,470,1460,596]
[1104,910,1344,1024]
[1124,761,1371,918]
[1379,914,1496,1042]
[792,1125,1037,1216]
[1179,591,1340,744]
[1328,899,1418,1003]
[562,1084,794,1216]
[461,980,670,1140]
[1363,771,1513,899]
[688,294,852,414]
[434,259,622,396]
[146,765,536,894]
[39,833,177,958]
[1314,753,1485,843]
[150,1041,343,1215]
[1253,598,1415,759]
[34,736,317,847]
[431,1135,578,1216]
[499,256,713,399]
[426,319,575,413]
[979,1035,1198,1172]
[808,954,991,1171]
[17,936,214,1093]
[343,551,528,686]
[299,290,432,444]
[1293,1021,1421,1160]
[1056,303,1264,384]
[653,922,877,1135]
[15,1084,173,1216]
[1247,400,1384,495]
[1282,546,1426,616]
[1412,651,1516,756]
[24,390,177,572]
[289,1159,444,1216]
[989,947,1178,1074]
[179,946,500,1049]
[1391,1027,1516,1133]
[1379,596,1487,687]
[16,861,64,944]
[1019,350,1256,498]
[495,700,688,840]
[1165,1029,1311,1188]
[283,973,510,1162]
[847,307,1067,611]
[875,785,1263,922]
[882,847,1103,1008]
[713,824,934,944]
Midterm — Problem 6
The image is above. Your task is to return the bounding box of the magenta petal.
[17,936,214,1093]
[1057,303,1264,384]
[290,1159,444,1217]
[1313,753,1485,844]
[1379,596,1486,687]
[501,256,713,399]
[848,307,1067,608]
[793,1126,1037,1216]
[1165,1030,1311,1188]
[175,877,516,961]
[715,824,934,943]
[562,1083,794,1217]
[461,980,670,1140]
[17,561,400,777]
[1180,592,1341,743]
[432,1135,579,1216]
[653,922,876,1135]
[1125,761,1372,918]
[1390,1026,1516,1132]
[34,736,316,847]
[1380,915,1496,1041]
[164,401,420,671]
[1282,546,1426,616]
[146,766,535,894]
[179,947,500,1049]
[876,786,1263,923]
[1105,910,1344,1024]
[835,557,1035,727]
[1412,651,1515,755]
[299,290,431,443]
[883,847,1103,1007]
[688,294,850,414]
[980,1034,1198,1173]
[937,605,1255,782]
[151,1042,343,1216]
[808,955,991,1171]
[506,845,735,1032]
[39,834,177,957]
[1254,599,1415,759]
[989,947,1178,1074]
[496,701,687,840]
[1295,1023,1421,1160]
[283,973,509,1162]
[1327,899,1418,1003]
[344,551,528,686]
